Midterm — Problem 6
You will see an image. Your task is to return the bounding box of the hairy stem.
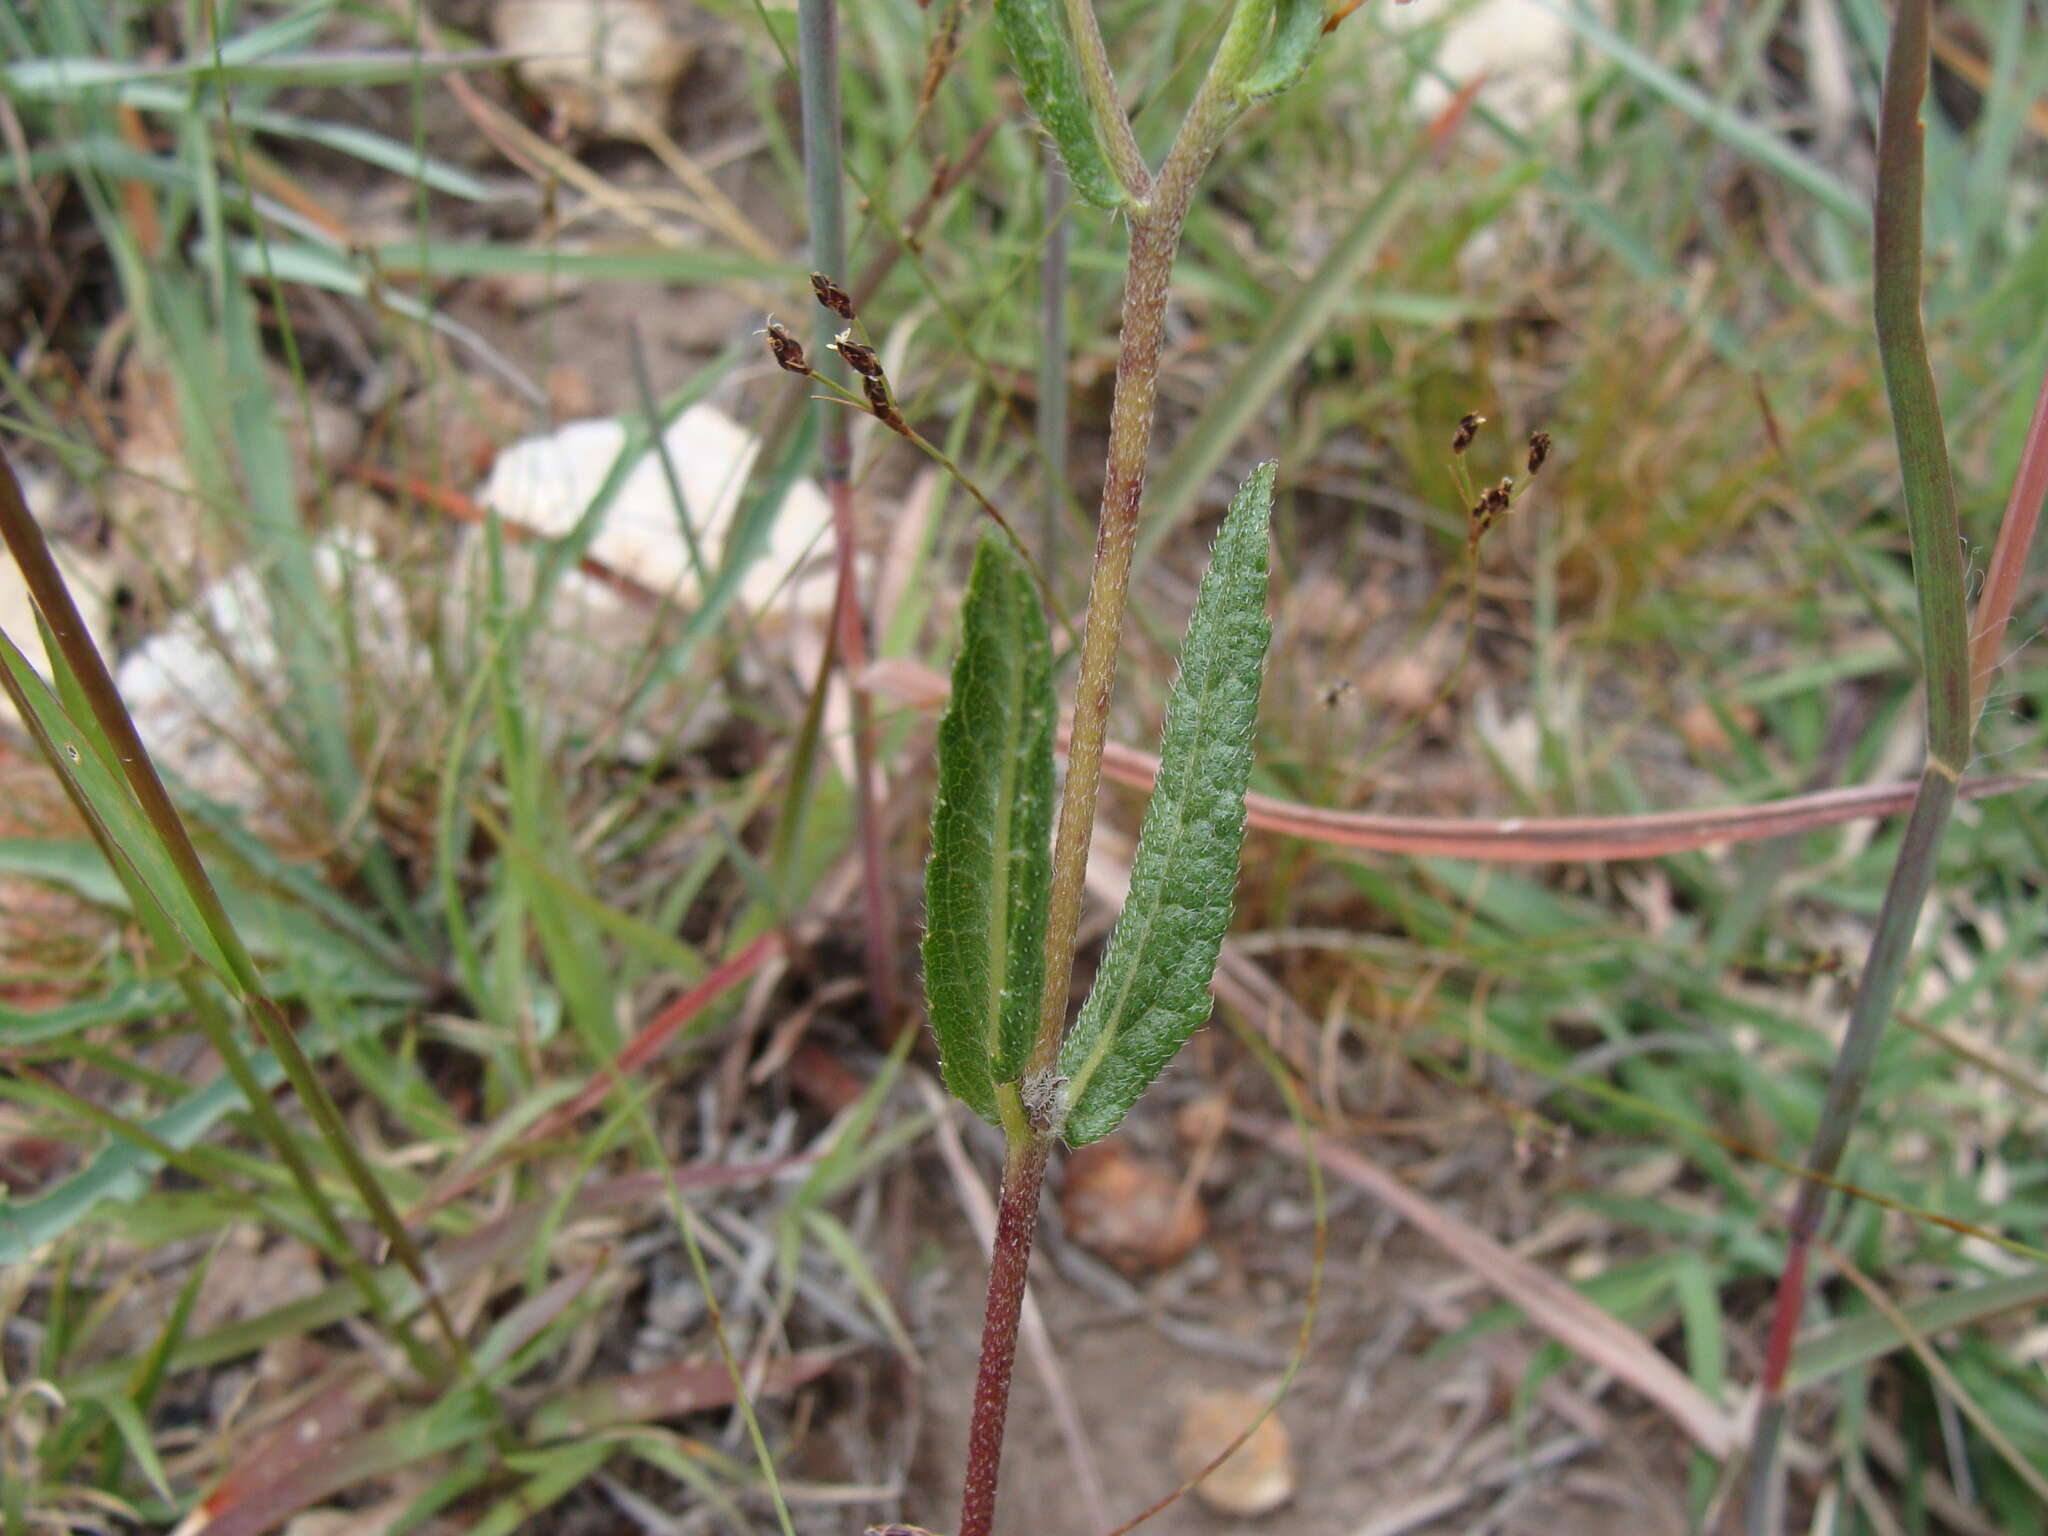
[1026,209,1184,1086]
[961,10,1272,1529]
[958,1131,1051,1536]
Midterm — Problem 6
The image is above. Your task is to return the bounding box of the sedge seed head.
[810,272,857,320]
[761,318,811,376]
[832,329,886,380]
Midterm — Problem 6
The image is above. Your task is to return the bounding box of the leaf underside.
[1056,462,1275,1145]
[921,533,1056,1125]
[1243,0,1325,100]
[992,0,1127,210]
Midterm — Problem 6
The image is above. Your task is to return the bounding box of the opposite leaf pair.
[922,463,1277,1146]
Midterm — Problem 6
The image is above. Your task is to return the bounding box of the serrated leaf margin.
[1054,462,1275,1144]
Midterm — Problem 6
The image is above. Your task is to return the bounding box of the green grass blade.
[1871,10,1970,772]
[0,49,504,94]
[1788,1269,2048,1393]
[1140,128,1432,546]
[1057,463,1275,1145]
[1526,0,1865,225]
[923,532,1056,1127]
[0,1007,400,1263]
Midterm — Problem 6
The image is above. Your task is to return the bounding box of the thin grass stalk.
[1040,147,1070,568]
[198,0,430,959]
[796,0,900,1021]
[0,440,478,1387]
[1743,3,1974,1523]
[958,15,1278,1534]
[0,652,432,1371]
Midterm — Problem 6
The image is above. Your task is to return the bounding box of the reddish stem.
[957,1138,1051,1536]
[1967,360,2048,714]
[1758,1237,1811,1399]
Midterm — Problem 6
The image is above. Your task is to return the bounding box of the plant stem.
[1742,2,1974,1522]
[960,14,1272,1530]
[1025,209,1185,1086]
[958,1130,1052,1536]
[1026,34,1249,1089]
[797,0,900,1021]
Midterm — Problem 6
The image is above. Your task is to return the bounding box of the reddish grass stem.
[1967,361,2048,715]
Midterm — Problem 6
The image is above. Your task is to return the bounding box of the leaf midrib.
[1060,595,1239,1123]
[981,583,1029,1080]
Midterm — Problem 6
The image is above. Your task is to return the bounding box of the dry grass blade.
[1967,360,2048,713]
[529,1348,847,1439]
[1236,1117,1737,1457]
[864,658,2039,862]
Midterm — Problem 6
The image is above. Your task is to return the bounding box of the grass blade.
[1139,119,1440,546]
[1526,0,1865,224]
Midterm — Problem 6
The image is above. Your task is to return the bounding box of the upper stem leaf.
[993,0,1130,211]
[1241,0,1324,101]
[1054,463,1275,1145]
[923,532,1057,1127]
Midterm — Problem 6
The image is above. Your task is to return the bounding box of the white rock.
[1383,0,1579,131]
[467,404,849,765]
[115,531,419,814]
[491,0,690,138]
[480,406,837,619]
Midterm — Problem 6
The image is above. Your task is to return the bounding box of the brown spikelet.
[764,320,812,376]
[862,374,910,435]
[810,272,857,320]
[832,330,886,380]
[1452,411,1486,454]
[1527,431,1553,475]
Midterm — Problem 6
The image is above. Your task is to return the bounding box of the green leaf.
[1056,463,1275,1145]
[992,0,1128,210]
[921,532,1056,1126]
[1241,0,1324,100]
[1787,1268,2048,1394]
